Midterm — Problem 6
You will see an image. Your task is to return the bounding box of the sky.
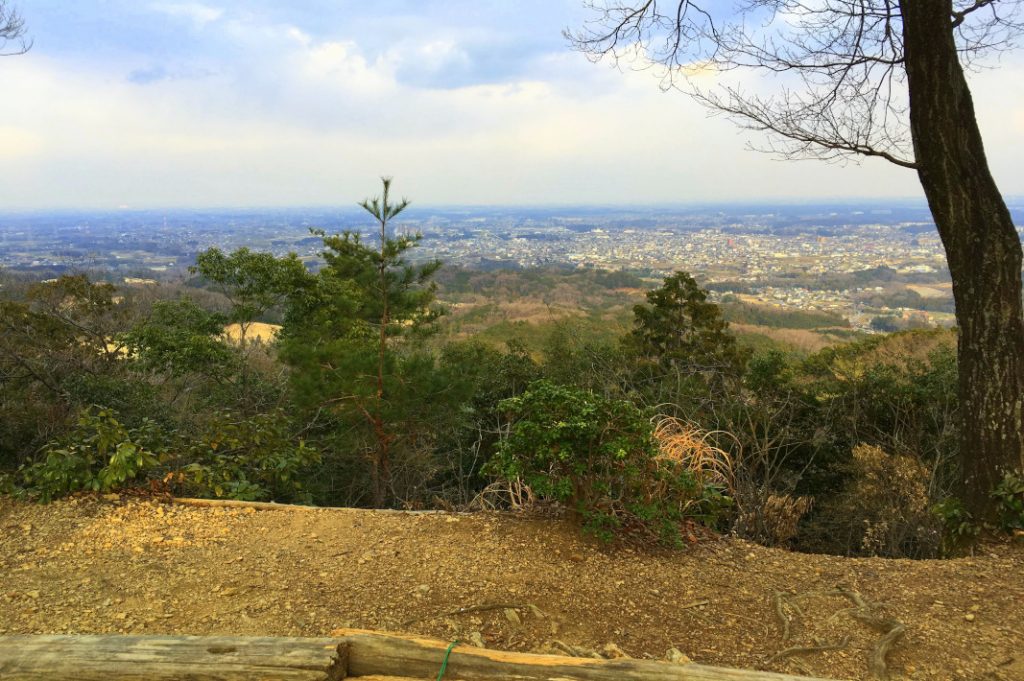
[1,1,1023,209]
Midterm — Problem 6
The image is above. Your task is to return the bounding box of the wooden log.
[334,628,839,681]
[0,632,840,681]
[0,635,347,681]
[169,497,457,515]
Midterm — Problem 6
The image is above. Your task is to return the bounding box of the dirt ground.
[1,496,1022,681]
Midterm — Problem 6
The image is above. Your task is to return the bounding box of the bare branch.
[0,1,31,56]
[569,0,1022,168]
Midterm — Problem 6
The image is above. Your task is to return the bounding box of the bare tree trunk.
[901,1,1024,518]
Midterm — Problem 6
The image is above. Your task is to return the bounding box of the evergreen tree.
[280,178,442,507]
[629,271,744,375]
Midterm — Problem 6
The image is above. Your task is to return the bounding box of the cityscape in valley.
[6,2,1024,679]
[3,199,1022,332]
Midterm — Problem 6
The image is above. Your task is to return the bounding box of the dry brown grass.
[736,494,814,547]
[651,416,735,493]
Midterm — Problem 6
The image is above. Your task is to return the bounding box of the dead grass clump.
[652,416,735,493]
[468,478,538,512]
[736,494,814,547]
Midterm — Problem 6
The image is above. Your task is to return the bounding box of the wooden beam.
[0,631,840,681]
[0,635,347,681]
[170,497,456,515]
[334,628,837,681]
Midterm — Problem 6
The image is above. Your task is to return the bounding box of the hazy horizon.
[4,196,1024,217]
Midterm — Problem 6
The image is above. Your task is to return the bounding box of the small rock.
[503,608,522,626]
[25,590,40,600]
[666,648,691,664]
[601,643,628,659]
[467,631,486,648]
[964,613,976,622]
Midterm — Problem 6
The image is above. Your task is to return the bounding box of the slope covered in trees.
[2,227,1020,556]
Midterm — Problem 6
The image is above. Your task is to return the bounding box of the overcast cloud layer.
[1,1,1022,209]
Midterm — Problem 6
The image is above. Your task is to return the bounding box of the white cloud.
[150,2,224,28]
[302,41,395,94]
[1,7,1021,209]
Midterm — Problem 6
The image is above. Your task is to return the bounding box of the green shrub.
[176,410,320,503]
[17,407,164,502]
[933,498,980,555]
[12,405,318,504]
[486,380,729,545]
[992,471,1024,533]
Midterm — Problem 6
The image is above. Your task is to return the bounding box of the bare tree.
[568,1,1024,520]
[0,1,30,56]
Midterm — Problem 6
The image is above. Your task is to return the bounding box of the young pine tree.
[281,178,442,507]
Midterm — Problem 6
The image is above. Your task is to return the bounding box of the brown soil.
[1,496,1022,681]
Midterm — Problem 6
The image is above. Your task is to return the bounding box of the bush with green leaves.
[16,407,165,502]
[933,498,980,555]
[176,410,320,503]
[992,471,1024,533]
[487,380,730,545]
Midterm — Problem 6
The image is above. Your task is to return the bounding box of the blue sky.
[1,1,1023,209]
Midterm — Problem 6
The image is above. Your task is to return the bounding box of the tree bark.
[901,1,1024,518]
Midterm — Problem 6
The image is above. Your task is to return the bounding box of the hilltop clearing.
[1,497,1021,680]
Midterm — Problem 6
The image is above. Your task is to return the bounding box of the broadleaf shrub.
[17,407,164,502]
[992,471,1024,533]
[175,410,320,503]
[486,380,730,545]
[13,406,319,504]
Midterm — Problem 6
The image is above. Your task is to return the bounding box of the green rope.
[435,639,459,681]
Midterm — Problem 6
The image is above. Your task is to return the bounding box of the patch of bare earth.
[1,496,1021,680]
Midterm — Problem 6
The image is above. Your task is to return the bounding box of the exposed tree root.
[838,589,906,681]
[767,636,852,664]
[770,588,905,680]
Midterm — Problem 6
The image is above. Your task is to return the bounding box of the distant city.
[2,200,1023,332]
